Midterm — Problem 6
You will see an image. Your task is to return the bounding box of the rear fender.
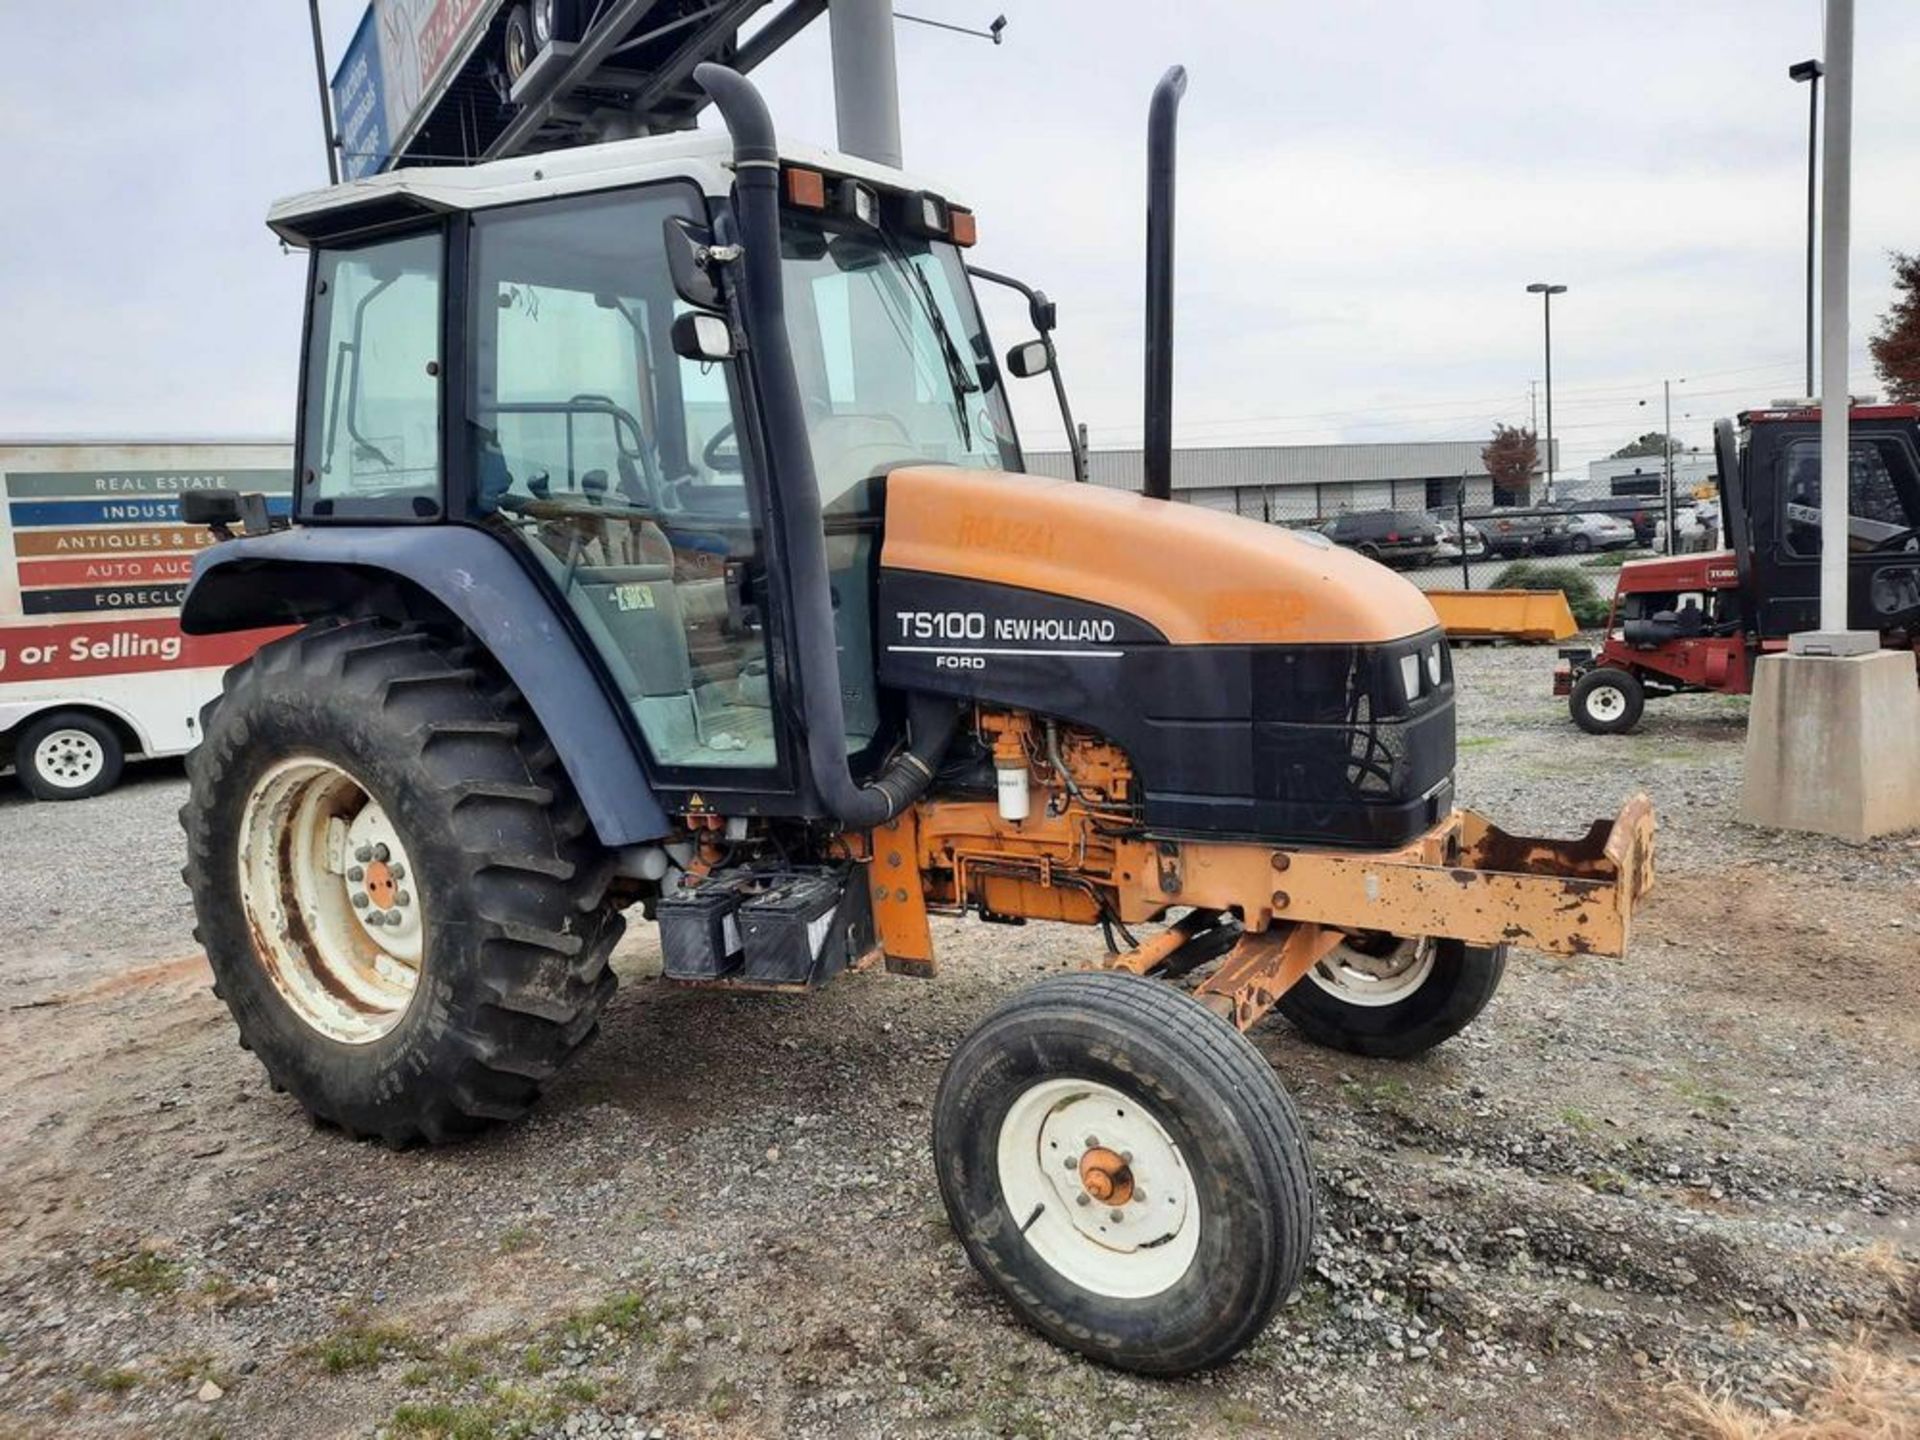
[181,526,671,847]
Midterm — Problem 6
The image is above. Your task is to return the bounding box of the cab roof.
[267,129,970,249]
[1739,402,1920,425]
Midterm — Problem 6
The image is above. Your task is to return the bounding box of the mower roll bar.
[693,62,959,828]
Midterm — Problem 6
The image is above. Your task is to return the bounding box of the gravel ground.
[0,643,1915,1439]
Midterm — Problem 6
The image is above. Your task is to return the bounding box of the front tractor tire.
[181,619,623,1145]
[1277,935,1505,1059]
[1570,665,1645,735]
[934,971,1314,1375]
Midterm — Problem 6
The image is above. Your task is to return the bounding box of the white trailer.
[0,441,292,799]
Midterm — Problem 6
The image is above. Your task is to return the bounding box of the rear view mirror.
[671,310,734,363]
[662,216,723,310]
[1006,340,1052,379]
[180,488,242,528]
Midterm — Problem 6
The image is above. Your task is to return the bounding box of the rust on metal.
[868,809,937,975]
[1195,923,1344,1031]
[1077,1146,1135,1204]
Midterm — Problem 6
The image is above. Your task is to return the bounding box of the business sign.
[3,467,291,619]
[333,7,393,181]
[0,618,279,683]
[332,0,497,177]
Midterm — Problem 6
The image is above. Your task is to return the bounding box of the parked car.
[1559,511,1638,554]
[1318,509,1444,568]
[1481,509,1571,558]
[1551,495,1663,545]
[1426,510,1488,558]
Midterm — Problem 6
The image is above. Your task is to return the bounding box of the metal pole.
[1663,380,1676,555]
[307,0,340,186]
[1541,293,1555,503]
[1457,479,1471,589]
[1142,66,1188,502]
[1817,0,1853,637]
[1804,70,1820,396]
[829,0,902,166]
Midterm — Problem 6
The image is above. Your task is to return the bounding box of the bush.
[1488,560,1612,627]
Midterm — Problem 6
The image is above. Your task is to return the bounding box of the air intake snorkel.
[693,62,958,827]
[1142,65,1187,502]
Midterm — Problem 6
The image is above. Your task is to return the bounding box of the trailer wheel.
[181,618,622,1146]
[1571,666,1644,734]
[16,710,126,800]
[503,3,536,83]
[1277,935,1504,1059]
[934,971,1313,1375]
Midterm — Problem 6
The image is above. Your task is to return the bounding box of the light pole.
[1790,59,1823,397]
[1525,283,1567,502]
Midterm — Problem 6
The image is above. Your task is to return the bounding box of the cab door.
[1768,424,1920,636]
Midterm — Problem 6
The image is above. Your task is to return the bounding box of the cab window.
[1780,435,1920,556]
[300,229,444,518]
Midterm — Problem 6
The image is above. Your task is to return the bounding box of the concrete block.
[1740,649,1920,842]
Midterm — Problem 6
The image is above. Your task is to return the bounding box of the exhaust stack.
[1143,65,1187,501]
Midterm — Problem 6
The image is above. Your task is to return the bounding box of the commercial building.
[1024,439,1557,521]
[1580,450,1719,501]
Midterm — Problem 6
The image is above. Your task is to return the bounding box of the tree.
[1607,432,1681,461]
[1482,423,1539,497]
[1869,250,1920,404]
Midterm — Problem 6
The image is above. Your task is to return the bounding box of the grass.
[1664,1340,1920,1438]
[559,1290,662,1348]
[94,1250,184,1297]
[1458,735,1506,751]
[706,1378,745,1419]
[496,1224,538,1255]
[1559,1106,1598,1134]
[1673,1077,1736,1115]
[79,1364,141,1394]
[305,1318,431,1373]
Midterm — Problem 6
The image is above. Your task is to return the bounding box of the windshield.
[779,216,1019,515]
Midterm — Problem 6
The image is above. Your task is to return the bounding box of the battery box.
[657,880,746,980]
[739,869,874,986]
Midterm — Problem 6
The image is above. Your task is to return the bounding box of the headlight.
[1426,641,1443,685]
[1400,653,1422,700]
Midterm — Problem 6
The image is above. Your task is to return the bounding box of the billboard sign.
[331,0,498,178]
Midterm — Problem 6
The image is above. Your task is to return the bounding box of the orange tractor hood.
[880,467,1442,646]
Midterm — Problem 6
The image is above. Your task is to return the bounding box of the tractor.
[1558,402,1920,734]
[179,64,1652,1374]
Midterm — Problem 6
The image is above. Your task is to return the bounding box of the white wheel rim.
[1586,685,1627,721]
[994,1078,1200,1299]
[238,757,424,1045]
[1308,936,1435,1007]
[32,729,106,789]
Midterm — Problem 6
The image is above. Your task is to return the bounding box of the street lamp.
[1525,283,1567,502]
[1789,58,1823,397]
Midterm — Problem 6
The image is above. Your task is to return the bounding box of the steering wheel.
[703,422,743,473]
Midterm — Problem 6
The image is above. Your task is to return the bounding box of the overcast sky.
[1,1,1914,475]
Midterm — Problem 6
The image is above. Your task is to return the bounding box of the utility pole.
[1663,380,1676,554]
[306,0,340,186]
[1526,284,1567,502]
[830,0,902,166]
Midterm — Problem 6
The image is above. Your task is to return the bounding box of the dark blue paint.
[182,526,670,847]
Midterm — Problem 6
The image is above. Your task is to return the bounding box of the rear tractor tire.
[1570,666,1644,735]
[934,971,1314,1375]
[181,619,623,1145]
[1277,934,1505,1060]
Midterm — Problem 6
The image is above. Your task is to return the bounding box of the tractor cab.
[1718,402,1920,642]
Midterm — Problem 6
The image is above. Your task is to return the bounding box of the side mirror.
[1006,339,1052,379]
[662,216,723,310]
[671,310,734,363]
[180,488,243,528]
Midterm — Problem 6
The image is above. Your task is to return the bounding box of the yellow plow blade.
[1426,588,1579,643]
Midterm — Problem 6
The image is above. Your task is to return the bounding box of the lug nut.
[1134,1188,1148,1204]
[373,843,391,862]
[1075,1194,1091,1207]
[356,846,373,863]
[389,864,405,881]
[1063,1158,1077,1171]
[351,891,369,908]
[347,866,364,882]
[1109,1209,1125,1223]
[1084,1135,1099,1150]
[1120,1151,1132,1164]
[396,891,412,907]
